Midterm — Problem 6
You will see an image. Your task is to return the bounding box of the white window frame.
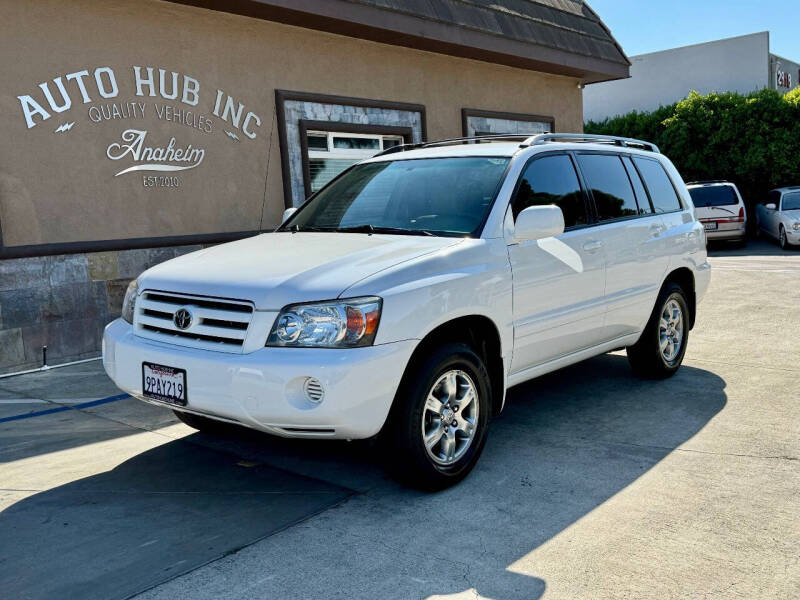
[307,131,404,161]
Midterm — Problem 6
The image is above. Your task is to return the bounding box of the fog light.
[303,378,325,403]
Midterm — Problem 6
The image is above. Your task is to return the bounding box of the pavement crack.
[688,357,800,373]
[614,440,798,462]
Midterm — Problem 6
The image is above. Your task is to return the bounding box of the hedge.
[585,88,800,219]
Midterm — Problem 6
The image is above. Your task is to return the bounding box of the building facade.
[584,31,800,122]
[0,0,628,374]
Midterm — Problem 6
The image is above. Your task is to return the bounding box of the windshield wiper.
[287,224,336,233]
[706,206,735,215]
[335,224,435,236]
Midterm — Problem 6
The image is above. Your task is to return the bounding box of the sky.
[589,0,800,60]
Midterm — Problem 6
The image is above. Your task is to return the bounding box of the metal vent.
[134,291,254,353]
[303,378,325,403]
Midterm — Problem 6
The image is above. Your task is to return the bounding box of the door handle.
[649,223,666,237]
[582,240,603,252]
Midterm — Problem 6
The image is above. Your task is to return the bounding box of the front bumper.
[103,319,416,439]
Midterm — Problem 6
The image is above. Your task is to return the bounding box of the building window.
[306,131,404,193]
[462,108,554,138]
[276,91,426,208]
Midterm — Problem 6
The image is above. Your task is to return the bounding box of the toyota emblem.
[173,308,193,330]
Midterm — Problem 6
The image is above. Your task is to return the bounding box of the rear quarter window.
[633,157,682,213]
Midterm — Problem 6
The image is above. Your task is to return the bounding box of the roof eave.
[164,0,631,83]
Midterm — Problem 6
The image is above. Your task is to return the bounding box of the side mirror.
[765,203,777,210]
[282,207,298,223]
[513,205,565,242]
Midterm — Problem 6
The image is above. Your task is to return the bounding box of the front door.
[507,153,607,373]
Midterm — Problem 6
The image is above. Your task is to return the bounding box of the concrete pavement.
[1,239,798,599]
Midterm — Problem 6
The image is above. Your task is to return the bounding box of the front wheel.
[382,343,491,490]
[627,282,690,379]
[779,225,788,250]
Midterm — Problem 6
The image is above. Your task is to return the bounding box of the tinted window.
[512,154,586,227]
[688,185,738,207]
[287,157,510,236]
[782,192,800,211]
[577,154,639,221]
[634,157,682,213]
[622,156,653,214]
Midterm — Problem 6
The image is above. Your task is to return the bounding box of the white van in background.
[687,181,747,246]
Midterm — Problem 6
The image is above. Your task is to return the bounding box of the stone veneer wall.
[283,100,425,207]
[0,244,203,375]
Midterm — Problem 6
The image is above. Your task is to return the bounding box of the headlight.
[267,297,382,348]
[121,280,139,324]
[793,222,800,231]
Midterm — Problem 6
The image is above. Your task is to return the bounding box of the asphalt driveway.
[1,239,798,600]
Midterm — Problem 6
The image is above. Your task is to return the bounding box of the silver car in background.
[757,187,800,249]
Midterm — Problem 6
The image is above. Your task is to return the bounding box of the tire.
[779,225,788,250]
[382,342,491,490]
[172,409,228,433]
[627,282,690,379]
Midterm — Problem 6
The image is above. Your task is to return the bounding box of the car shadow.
[706,238,793,256]
[0,353,727,600]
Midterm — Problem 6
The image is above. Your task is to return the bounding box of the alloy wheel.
[421,370,479,466]
[659,298,684,364]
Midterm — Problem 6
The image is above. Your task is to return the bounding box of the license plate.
[704,222,718,230]
[142,362,187,406]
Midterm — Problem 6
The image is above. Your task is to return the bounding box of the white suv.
[103,133,710,489]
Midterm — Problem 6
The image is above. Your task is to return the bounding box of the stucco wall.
[583,32,771,122]
[0,0,583,251]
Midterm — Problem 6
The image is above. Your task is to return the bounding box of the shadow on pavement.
[0,353,727,600]
[706,237,794,257]
[0,435,352,600]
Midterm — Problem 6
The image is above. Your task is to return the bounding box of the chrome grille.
[134,291,254,353]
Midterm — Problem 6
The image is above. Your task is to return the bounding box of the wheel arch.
[403,315,506,416]
[663,267,696,329]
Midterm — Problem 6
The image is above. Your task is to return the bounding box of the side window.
[576,153,639,221]
[633,157,682,213]
[622,156,653,214]
[512,154,587,228]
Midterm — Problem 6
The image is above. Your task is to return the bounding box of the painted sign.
[16,66,261,186]
[777,69,792,89]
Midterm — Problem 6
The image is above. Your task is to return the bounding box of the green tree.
[585,88,800,224]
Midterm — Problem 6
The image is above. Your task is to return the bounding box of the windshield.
[688,185,738,207]
[782,192,800,210]
[283,157,510,237]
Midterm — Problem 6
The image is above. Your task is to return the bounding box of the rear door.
[574,152,670,339]
[506,152,607,372]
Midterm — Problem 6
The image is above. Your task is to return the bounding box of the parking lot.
[1,239,798,600]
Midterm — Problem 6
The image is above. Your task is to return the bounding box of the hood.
[139,231,463,309]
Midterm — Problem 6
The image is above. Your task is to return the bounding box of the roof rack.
[522,133,660,153]
[374,134,532,156]
[373,132,660,157]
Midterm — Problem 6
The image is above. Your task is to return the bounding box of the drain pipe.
[0,355,101,380]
